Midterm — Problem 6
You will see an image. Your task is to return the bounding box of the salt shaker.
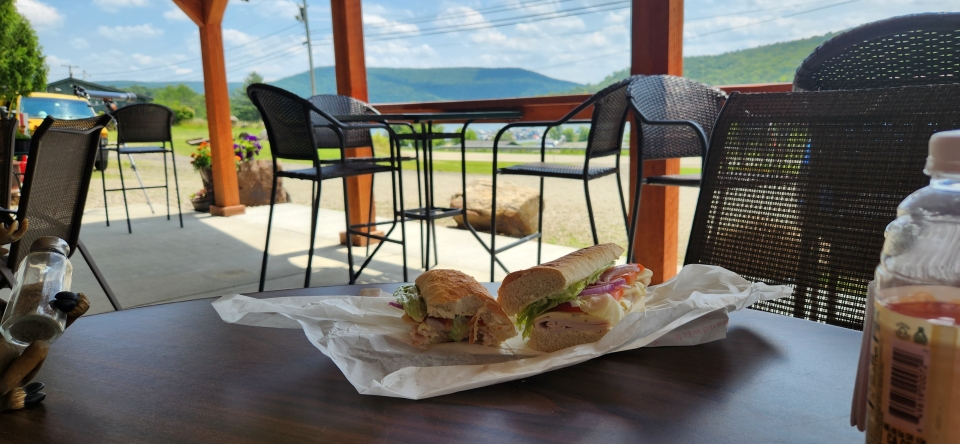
[0,237,75,347]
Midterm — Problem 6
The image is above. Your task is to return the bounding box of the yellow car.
[7,92,110,170]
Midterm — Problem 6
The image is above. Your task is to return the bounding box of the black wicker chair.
[0,118,16,210]
[0,116,121,311]
[686,84,960,330]
[248,84,407,290]
[102,104,183,234]
[625,75,726,262]
[793,12,960,91]
[488,79,631,280]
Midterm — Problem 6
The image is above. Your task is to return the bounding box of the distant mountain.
[103,80,243,94]
[104,67,579,103]
[566,32,839,93]
[271,66,581,102]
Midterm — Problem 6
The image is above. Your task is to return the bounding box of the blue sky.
[17,0,960,85]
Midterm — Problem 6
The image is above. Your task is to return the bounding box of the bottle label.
[867,285,960,444]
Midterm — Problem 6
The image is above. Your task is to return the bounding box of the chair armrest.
[632,109,710,161]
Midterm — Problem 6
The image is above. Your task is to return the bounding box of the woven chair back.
[628,75,727,160]
[0,118,16,209]
[247,84,321,162]
[308,95,378,149]
[112,104,174,144]
[10,115,111,270]
[794,12,960,91]
[686,84,960,330]
[585,79,631,160]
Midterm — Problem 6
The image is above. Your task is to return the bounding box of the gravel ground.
[85,155,697,268]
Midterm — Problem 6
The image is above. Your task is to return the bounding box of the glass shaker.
[0,237,74,347]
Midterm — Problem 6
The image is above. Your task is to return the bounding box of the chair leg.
[305,180,322,288]
[627,174,643,264]
[395,159,408,282]
[584,180,599,245]
[163,148,170,221]
[170,145,183,227]
[341,177,356,284]
[101,150,110,227]
[536,176,544,265]
[490,171,498,282]
[77,240,121,311]
[258,172,280,292]
[116,148,132,234]
[615,168,629,251]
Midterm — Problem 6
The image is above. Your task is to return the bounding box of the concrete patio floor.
[52,202,582,315]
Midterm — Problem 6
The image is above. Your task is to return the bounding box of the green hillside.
[106,67,579,103]
[271,66,580,102]
[567,32,837,93]
[105,80,242,94]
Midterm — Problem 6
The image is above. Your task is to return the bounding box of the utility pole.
[62,64,80,78]
[296,0,317,96]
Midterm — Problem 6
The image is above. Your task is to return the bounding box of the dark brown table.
[0,283,865,443]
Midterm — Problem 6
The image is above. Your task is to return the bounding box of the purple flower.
[246,135,258,141]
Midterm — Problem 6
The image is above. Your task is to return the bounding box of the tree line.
[114,71,263,124]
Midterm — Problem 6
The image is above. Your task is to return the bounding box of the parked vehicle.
[3,92,111,171]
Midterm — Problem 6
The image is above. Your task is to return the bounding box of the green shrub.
[172,106,195,124]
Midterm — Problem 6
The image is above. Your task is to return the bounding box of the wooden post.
[173,0,245,217]
[629,0,683,284]
[331,0,377,245]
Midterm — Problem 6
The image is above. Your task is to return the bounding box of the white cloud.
[97,24,163,39]
[132,53,155,65]
[242,0,299,19]
[70,38,90,50]
[163,6,190,22]
[174,68,193,75]
[15,0,64,30]
[364,13,419,35]
[223,29,255,46]
[93,0,149,13]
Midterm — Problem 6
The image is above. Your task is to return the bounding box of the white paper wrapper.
[213,264,790,399]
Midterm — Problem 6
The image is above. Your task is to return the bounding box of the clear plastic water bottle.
[867,130,960,443]
[0,237,74,347]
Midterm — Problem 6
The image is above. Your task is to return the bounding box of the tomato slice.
[622,272,637,285]
[610,286,625,300]
[551,302,583,313]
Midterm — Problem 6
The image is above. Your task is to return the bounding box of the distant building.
[45,78,153,114]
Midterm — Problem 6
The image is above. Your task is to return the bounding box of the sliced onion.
[600,264,641,282]
[388,301,404,310]
[425,317,445,329]
[579,278,626,296]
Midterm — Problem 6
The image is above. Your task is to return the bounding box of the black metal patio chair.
[625,74,726,262]
[488,79,631,280]
[0,115,121,311]
[685,84,960,330]
[0,118,16,209]
[102,104,183,234]
[248,84,407,290]
[793,12,960,91]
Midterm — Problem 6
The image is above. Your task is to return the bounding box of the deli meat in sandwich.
[497,244,653,352]
[392,269,517,346]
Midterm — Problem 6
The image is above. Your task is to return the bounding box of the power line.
[87,24,301,77]
[536,0,861,71]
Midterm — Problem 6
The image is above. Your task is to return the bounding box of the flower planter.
[196,161,289,207]
[237,159,289,207]
[191,198,211,213]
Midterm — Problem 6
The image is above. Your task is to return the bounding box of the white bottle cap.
[925,130,960,175]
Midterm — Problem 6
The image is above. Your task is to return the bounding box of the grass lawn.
[156,123,702,176]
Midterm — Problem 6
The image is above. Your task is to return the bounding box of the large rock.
[237,159,290,206]
[451,179,540,237]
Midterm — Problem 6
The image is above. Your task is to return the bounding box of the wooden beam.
[175,0,244,216]
[630,0,683,284]
[331,0,374,244]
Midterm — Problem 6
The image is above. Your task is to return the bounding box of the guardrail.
[372,83,793,123]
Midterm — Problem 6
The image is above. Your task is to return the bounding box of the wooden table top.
[0,283,865,443]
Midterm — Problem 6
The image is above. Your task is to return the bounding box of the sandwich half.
[392,269,517,346]
[497,244,654,352]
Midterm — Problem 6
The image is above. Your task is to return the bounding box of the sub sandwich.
[497,243,653,352]
[392,269,517,346]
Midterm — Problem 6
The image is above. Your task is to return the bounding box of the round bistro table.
[0,283,865,443]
